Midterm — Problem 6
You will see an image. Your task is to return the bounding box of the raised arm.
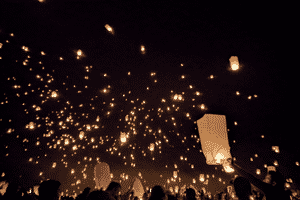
[228,158,270,193]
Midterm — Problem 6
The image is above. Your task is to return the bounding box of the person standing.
[227,158,290,200]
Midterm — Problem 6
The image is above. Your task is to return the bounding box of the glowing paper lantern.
[229,56,239,70]
[227,186,232,196]
[77,50,82,56]
[0,181,9,196]
[33,185,39,196]
[150,143,155,151]
[272,146,280,153]
[173,171,177,178]
[197,114,232,165]
[267,166,276,173]
[94,162,111,190]
[105,24,114,35]
[120,132,126,143]
[199,174,205,182]
[141,45,146,54]
[256,169,261,175]
[132,178,144,199]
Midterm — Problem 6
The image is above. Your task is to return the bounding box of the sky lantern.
[132,178,144,199]
[272,146,280,153]
[175,186,179,193]
[51,91,57,98]
[120,132,126,143]
[267,166,276,173]
[150,143,155,151]
[0,181,8,196]
[197,114,232,166]
[256,169,261,175]
[79,131,84,140]
[77,49,82,56]
[229,56,239,70]
[141,45,145,54]
[105,24,114,35]
[173,171,177,178]
[199,174,205,182]
[94,162,111,190]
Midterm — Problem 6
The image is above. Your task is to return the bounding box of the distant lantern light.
[51,91,57,98]
[200,174,205,182]
[200,104,205,110]
[105,24,114,35]
[120,132,126,143]
[173,171,177,178]
[272,146,280,153]
[141,45,145,54]
[77,50,82,56]
[229,56,239,70]
[150,143,155,151]
[256,169,261,175]
[296,161,299,166]
[79,131,84,140]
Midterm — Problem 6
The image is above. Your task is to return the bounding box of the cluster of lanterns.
[2,25,299,198]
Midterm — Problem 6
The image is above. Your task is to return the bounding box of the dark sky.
[0,0,299,196]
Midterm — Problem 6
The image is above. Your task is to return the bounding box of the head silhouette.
[233,177,251,199]
[185,188,196,199]
[150,185,165,200]
[268,171,285,188]
[106,182,121,196]
[38,180,61,200]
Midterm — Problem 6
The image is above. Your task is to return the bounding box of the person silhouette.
[233,177,252,200]
[38,180,61,200]
[228,158,290,200]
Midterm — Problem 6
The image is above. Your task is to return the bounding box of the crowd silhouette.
[0,159,299,200]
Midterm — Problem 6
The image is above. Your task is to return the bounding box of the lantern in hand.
[197,114,232,165]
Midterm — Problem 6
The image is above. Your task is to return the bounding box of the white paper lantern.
[197,114,231,165]
[132,178,144,199]
[94,162,111,190]
[33,185,39,196]
[229,56,239,70]
[175,186,179,193]
[256,169,261,175]
[272,146,280,153]
[150,143,155,151]
[199,174,205,182]
[173,171,177,178]
[0,181,9,196]
[267,166,276,173]
[120,132,126,143]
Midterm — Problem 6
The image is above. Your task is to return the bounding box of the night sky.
[0,0,298,197]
